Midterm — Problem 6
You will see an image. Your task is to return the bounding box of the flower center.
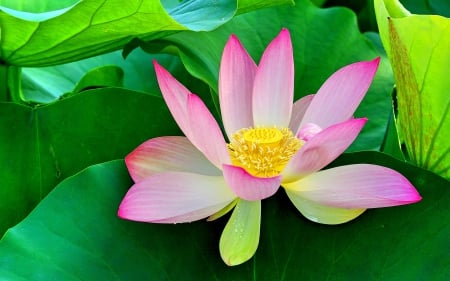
[228,127,303,177]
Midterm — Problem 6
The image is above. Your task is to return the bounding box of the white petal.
[285,189,365,224]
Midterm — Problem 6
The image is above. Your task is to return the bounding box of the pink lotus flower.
[118,29,421,266]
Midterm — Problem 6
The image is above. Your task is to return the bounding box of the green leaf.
[0,88,180,234]
[0,0,292,66]
[429,0,450,16]
[21,49,212,108]
[235,0,294,15]
[0,1,79,22]
[399,0,450,17]
[140,0,394,151]
[0,0,78,13]
[375,0,450,179]
[310,0,327,7]
[0,64,22,103]
[21,49,178,103]
[0,152,448,280]
[380,110,405,160]
[71,65,124,94]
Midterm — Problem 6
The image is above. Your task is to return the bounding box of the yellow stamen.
[228,127,303,177]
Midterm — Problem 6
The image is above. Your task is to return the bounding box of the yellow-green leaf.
[375,0,450,179]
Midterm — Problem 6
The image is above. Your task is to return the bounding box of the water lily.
[118,29,421,266]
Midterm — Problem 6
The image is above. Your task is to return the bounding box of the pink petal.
[283,118,367,183]
[285,190,365,224]
[153,61,192,140]
[118,172,236,223]
[187,94,230,167]
[283,164,422,209]
[219,35,257,138]
[154,61,230,168]
[253,28,294,127]
[288,94,314,133]
[222,164,281,201]
[300,58,380,129]
[297,123,322,141]
[125,136,221,182]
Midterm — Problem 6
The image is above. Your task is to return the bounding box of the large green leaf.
[0,0,293,66]
[235,0,294,14]
[0,0,78,13]
[20,49,180,103]
[0,88,180,235]
[137,0,395,152]
[375,0,450,179]
[0,152,448,280]
[20,49,215,119]
[321,0,450,33]
[400,0,450,17]
[328,0,450,16]
[0,2,78,22]
[70,65,124,94]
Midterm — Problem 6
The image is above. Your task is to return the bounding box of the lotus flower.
[118,29,421,266]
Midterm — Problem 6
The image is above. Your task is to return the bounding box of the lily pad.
[0,0,292,66]
[0,88,180,234]
[0,151,447,280]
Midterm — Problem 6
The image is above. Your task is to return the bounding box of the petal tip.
[152,59,162,70]
[398,182,422,204]
[410,193,422,203]
[225,34,238,49]
[279,27,291,38]
[357,117,369,125]
[274,27,292,47]
[224,34,247,56]
[117,201,130,220]
[372,56,381,65]
[153,60,172,83]
[124,152,135,171]
[124,157,140,183]
[228,33,239,42]
[363,57,381,74]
